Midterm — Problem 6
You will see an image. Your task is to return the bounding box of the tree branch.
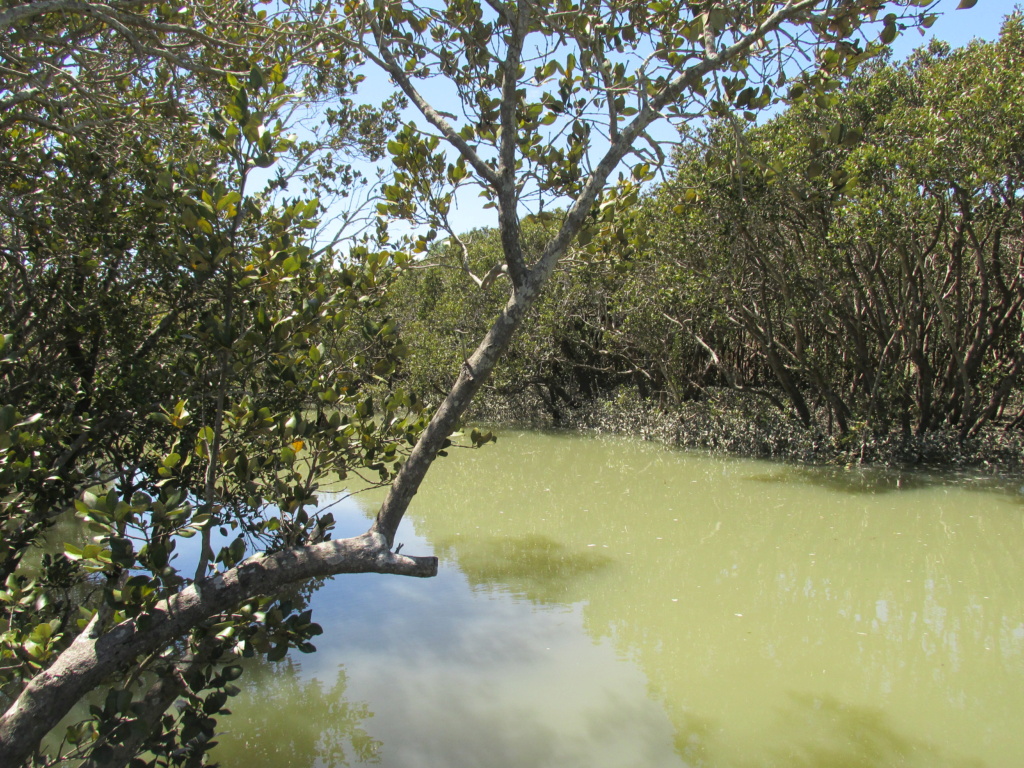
[360,17,500,188]
[496,0,531,287]
[0,533,436,767]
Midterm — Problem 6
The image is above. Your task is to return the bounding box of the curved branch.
[360,16,500,188]
[372,0,883,548]
[0,533,436,767]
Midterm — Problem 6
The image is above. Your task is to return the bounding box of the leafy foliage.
[0,0,961,764]
[637,17,1024,439]
[0,2,423,765]
[389,217,648,422]
[385,14,1024,449]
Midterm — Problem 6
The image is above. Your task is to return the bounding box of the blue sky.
[352,0,1013,240]
[890,0,1010,57]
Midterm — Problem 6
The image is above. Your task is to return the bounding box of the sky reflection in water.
[213,430,1024,768]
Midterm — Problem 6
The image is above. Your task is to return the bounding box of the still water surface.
[211,430,1024,768]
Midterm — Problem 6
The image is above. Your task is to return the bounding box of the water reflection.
[211,430,1024,768]
[434,532,613,603]
[757,694,985,768]
[751,463,1024,497]
[214,658,381,767]
[401,431,1024,767]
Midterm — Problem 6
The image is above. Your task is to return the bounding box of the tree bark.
[0,533,435,768]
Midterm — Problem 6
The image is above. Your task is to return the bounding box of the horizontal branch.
[0,532,436,767]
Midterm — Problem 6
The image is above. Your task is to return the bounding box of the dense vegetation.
[388,18,1024,465]
[0,3,434,765]
[0,0,981,765]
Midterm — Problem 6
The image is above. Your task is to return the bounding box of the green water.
[212,430,1024,768]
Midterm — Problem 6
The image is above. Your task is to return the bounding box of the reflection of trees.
[212,659,380,767]
[400,431,1024,767]
[751,465,1019,498]
[434,533,612,604]
[754,694,984,768]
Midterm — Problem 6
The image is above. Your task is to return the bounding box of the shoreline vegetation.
[2,2,1021,765]
[383,22,1024,482]
[466,388,1024,476]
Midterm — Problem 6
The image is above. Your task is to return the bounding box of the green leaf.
[249,65,265,90]
[355,398,374,419]
[223,664,244,681]
[216,191,241,212]
[147,542,168,570]
[842,127,864,147]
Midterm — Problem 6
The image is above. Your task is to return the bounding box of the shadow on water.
[747,464,1022,499]
[434,533,613,604]
[208,429,1023,768]
[212,658,380,768]
[669,713,717,768]
[749,694,985,768]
